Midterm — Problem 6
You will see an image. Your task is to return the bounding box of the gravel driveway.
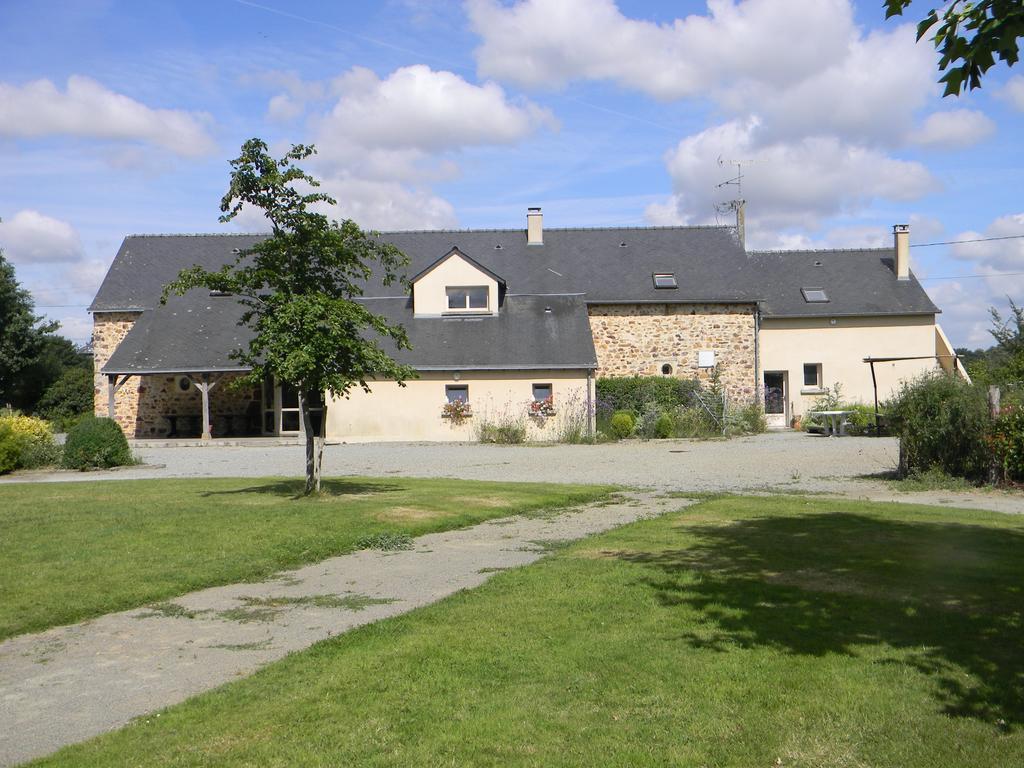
[4,432,1021,514]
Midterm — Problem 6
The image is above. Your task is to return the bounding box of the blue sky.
[2,0,1023,347]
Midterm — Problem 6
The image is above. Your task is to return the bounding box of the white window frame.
[802,363,823,392]
[445,286,489,312]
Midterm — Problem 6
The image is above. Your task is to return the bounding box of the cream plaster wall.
[326,370,591,442]
[413,253,499,316]
[759,315,938,420]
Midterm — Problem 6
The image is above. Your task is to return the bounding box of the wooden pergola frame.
[862,353,964,435]
[106,371,224,441]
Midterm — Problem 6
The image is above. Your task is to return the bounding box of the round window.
[177,376,191,392]
[661,363,673,376]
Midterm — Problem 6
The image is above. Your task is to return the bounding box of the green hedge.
[596,376,701,416]
[61,416,135,471]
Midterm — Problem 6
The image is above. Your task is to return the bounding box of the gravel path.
[4,432,1021,514]
[0,491,679,767]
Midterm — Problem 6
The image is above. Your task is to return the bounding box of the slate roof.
[102,292,595,374]
[92,226,941,375]
[365,294,596,370]
[103,292,253,374]
[746,248,939,317]
[90,227,939,318]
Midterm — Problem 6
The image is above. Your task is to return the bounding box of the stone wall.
[92,312,260,437]
[133,373,260,438]
[92,312,143,431]
[587,303,758,399]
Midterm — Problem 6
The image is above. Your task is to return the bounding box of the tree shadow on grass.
[616,513,1024,726]
[201,478,406,500]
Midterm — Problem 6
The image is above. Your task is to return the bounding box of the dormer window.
[653,273,677,289]
[446,286,489,311]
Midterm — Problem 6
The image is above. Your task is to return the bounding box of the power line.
[911,234,1024,248]
[918,272,1024,281]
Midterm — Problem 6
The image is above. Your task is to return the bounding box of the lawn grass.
[0,476,615,640]
[34,495,1024,767]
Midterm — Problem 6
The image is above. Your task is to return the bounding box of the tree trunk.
[315,400,327,492]
[300,391,317,495]
[299,390,326,495]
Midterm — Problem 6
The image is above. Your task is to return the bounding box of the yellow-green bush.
[0,412,61,472]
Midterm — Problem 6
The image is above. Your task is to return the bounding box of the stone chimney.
[893,224,910,280]
[527,207,543,246]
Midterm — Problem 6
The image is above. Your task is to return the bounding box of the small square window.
[446,286,489,310]
[801,287,829,303]
[532,383,552,402]
[653,273,677,289]
[446,385,469,404]
[803,364,822,388]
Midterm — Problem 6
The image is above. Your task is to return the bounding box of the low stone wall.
[588,303,757,400]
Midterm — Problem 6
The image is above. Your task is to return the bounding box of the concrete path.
[0,491,680,767]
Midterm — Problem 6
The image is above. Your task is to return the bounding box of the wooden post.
[107,374,117,419]
[989,385,1001,485]
[869,359,880,436]
[191,375,218,440]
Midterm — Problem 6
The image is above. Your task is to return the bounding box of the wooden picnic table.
[808,410,855,436]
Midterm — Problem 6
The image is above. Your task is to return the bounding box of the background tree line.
[1,246,93,430]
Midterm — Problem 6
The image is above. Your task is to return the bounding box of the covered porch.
[98,291,314,440]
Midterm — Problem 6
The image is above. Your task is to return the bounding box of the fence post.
[989,385,1001,485]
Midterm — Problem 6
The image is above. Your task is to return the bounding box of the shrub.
[653,412,675,439]
[0,422,23,474]
[726,402,768,436]
[61,416,134,470]
[885,372,989,480]
[992,405,1024,483]
[36,367,94,432]
[477,414,528,444]
[0,412,60,471]
[609,411,636,440]
[554,395,591,444]
[596,376,701,417]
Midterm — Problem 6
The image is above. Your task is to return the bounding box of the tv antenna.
[714,156,757,249]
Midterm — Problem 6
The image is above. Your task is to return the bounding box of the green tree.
[36,366,94,431]
[885,0,1024,95]
[988,298,1024,381]
[0,247,59,410]
[164,139,415,494]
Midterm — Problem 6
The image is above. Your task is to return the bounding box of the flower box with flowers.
[441,400,473,422]
[528,396,556,419]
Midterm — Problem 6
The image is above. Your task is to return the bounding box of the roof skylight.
[801,288,829,303]
[653,273,677,289]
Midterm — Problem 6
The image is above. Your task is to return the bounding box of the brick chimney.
[893,224,910,280]
[527,207,543,246]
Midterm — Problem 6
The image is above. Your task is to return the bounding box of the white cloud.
[0,210,83,264]
[910,110,995,149]
[279,65,556,230]
[315,178,457,231]
[1001,75,1024,111]
[325,65,557,152]
[0,75,215,157]
[645,117,937,241]
[471,0,970,247]
[243,70,328,123]
[468,0,856,101]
